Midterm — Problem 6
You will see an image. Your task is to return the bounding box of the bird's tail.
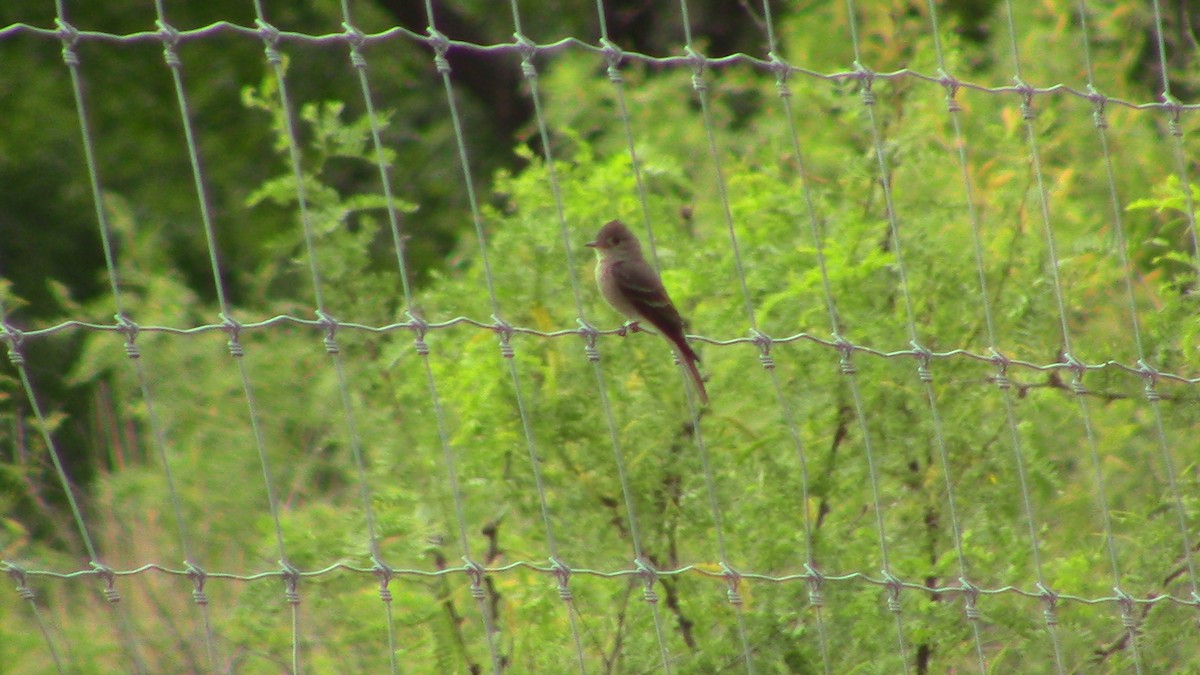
[677,342,709,406]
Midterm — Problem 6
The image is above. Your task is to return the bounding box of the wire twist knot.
[280,561,301,606]
[3,323,26,367]
[220,313,245,357]
[514,33,538,81]
[938,70,961,113]
[1135,360,1161,402]
[989,348,1011,390]
[1014,78,1036,121]
[767,53,794,99]
[5,564,35,601]
[833,334,857,376]
[600,38,624,83]
[1114,587,1137,630]
[255,20,282,65]
[577,319,601,362]
[407,311,430,356]
[1063,353,1087,395]
[427,28,451,75]
[911,341,933,383]
[339,23,368,70]
[635,557,659,604]
[373,559,394,603]
[116,314,141,359]
[751,329,775,370]
[1160,93,1182,137]
[959,577,981,622]
[721,563,744,606]
[853,62,876,106]
[685,46,708,93]
[550,556,574,602]
[186,562,208,606]
[804,564,825,607]
[492,315,515,359]
[316,310,340,355]
[156,21,182,70]
[55,19,80,67]
[1086,85,1108,129]
[464,558,486,600]
[882,570,903,614]
[1037,582,1059,627]
[91,562,121,604]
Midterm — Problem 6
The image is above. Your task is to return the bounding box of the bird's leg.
[620,321,643,336]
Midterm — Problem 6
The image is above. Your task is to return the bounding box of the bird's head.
[586,220,643,261]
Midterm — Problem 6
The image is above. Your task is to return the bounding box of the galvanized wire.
[509,0,595,669]
[835,3,913,670]
[53,0,219,668]
[257,1,397,672]
[151,0,299,670]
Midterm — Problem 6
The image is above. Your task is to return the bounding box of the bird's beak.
[585,240,599,248]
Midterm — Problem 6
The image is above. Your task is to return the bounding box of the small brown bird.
[586,219,708,405]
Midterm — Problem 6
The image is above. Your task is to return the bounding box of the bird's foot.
[619,321,643,337]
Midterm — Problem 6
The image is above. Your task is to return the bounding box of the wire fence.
[2,0,1198,673]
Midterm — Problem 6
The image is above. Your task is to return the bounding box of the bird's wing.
[612,261,686,335]
[613,260,706,401]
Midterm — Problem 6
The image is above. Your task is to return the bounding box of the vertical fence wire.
[428,0,596,668]
[1148,0,1200,287]
[1143,0,1200,599]
[53,0,218,670]
[1077,0,1200,650]
[921,0,1025,668]
[670,13,757,658]
[421,1,513,669]
[3,565,64,672]
[2,11,149,673]
[838,2,914,670]
[1069,12,1158,669]
[944,38,1069,675]
[1,302,146,675]
[590,2,683,671]
[250,4,399,673]
[757,4,834,670]
[840,0,987,668]
[1002,0,1137,668]
[332,27,426,659]
[150,0,299,671]
[666,2,758,671]
[339,1,503,673]
[507,1,593,671]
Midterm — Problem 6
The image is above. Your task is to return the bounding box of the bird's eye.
[608,236,619,245]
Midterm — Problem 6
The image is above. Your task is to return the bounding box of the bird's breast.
[595,260,641,320]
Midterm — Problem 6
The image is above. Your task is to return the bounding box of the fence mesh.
[2,0,1199,672]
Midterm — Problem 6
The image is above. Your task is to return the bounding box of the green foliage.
[3,0,1200,672]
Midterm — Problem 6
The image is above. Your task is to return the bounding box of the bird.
[586,219,708,405]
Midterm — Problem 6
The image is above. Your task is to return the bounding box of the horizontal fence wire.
[4,315,1198,385]
[0,20,1195,113]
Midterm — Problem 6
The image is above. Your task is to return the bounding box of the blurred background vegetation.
[2,0,1199,672]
